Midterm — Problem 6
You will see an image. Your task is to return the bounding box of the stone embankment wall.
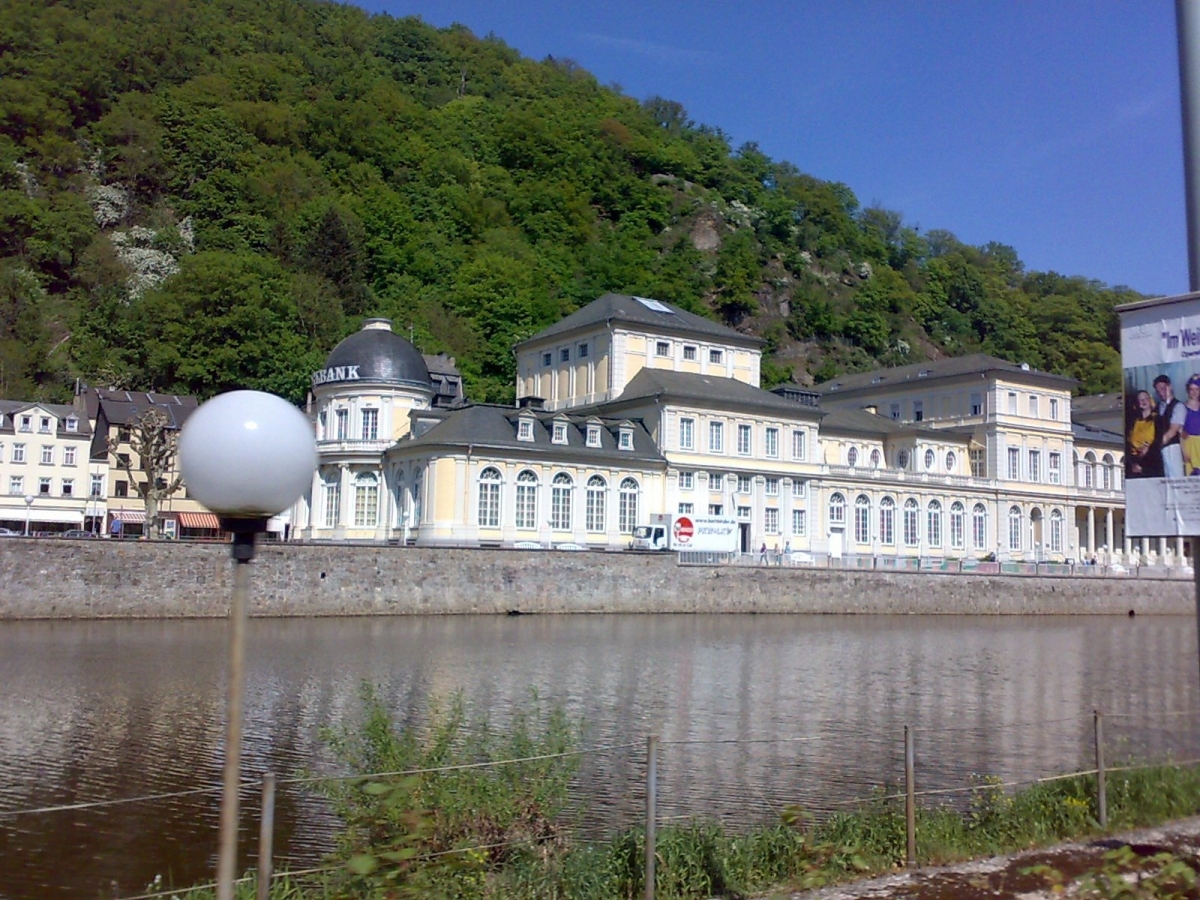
[0,539,1191,619]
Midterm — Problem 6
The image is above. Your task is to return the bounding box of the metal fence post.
[256,772,276,900]
[1094,710,1107,828]
[645,734,658,900]
[904,725,916,867]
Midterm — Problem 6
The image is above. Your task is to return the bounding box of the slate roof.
[816,354,1076,394]
[0,400,92,437]
[92,390,198,429]
[603,368,820,416]
[819,407,950,439]
[1071,422,1124,447]
[392,403,666,465]
[516,293,764,349]
[322,319,431,391]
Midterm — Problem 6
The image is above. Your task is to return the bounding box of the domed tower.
[302,319,435,540]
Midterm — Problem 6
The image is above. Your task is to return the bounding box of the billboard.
[1119,291,1200,536]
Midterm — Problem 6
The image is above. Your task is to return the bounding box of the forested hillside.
[0,0,1140,404]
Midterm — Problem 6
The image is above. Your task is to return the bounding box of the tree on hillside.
[109,407,182,540]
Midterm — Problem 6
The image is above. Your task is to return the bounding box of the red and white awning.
[178,512,221,530]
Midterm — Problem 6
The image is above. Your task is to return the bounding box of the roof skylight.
[634,296,674,314]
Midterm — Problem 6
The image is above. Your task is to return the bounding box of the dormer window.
[517,419,534,442]
[618,427,634,451]
[552,421,568,445]
[19,416,31,432]
[586,424,602,448]
[65,416,78,433]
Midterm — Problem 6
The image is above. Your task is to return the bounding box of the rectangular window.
[683,345,697,361]
[950,507,965,549]
[117,453,131,468]
[40,445,53,465]
[586,425,602,448]
[792,509,807,536]
[912,401,924,422]
[1028,449,1041,482]
[64,446,76,466]
[970,393,982,416]
[889,403,901,420]
[38,477,51,496]
[710,473,724,491]
[39,417,50,433]
[335,409,349,440]
[361,408,379,441]
[1049,398,1059,421]
[655,341,671,357]
[1007,447,1020,480]
[478,480,501,529]
[552,422,567,444]
[542,351,552,367]
[324,480,340,528]
[969,448,985,478]
[1008,392,1018,414]
[12,443,25,463]
[765,427,779,458]
[515,480,537,530]
[578,343,588,359]
[551,479,572,530]
[765,478,779,496]
[115,480,128,498]
[737,505,751,519]
[585,483,605,532]
[90,474,104,498]
[1049,452,1061,484]
[855,502,870,544]
[65,416,78,432]
[709,349,724,364]
[737,423,752,455]
[518,419,534,441]
[765,508,779,534]
[679,418,695,450]
[354,480,378,528]
[737,475,751,494]
[1029,395,1039,417]
[117,426,131,443]
[618,429,633,450]
[61,479,73,497]
[792,479,806,498]
[318,411,327,439]
[18,416,30,432]
[9,475,21,495]
[560,347,570,363]
[708,504,723,515]
[0,442,4,462]
[904,505,919,547]
[792,430,806,460]
[679,471,694,490]
[678,502,694,514]
[709,421,724,453]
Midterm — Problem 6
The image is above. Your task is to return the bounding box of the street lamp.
[178,390,316,900]
[23,493,33,537]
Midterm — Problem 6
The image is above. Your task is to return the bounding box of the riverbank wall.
[0,539,1191,619]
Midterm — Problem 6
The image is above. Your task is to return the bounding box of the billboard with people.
[1119,291,1200,535]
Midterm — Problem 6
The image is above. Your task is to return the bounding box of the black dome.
[315,319,432,391]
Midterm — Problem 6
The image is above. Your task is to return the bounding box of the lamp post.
[23,493,33,537]
[179,391,316,900]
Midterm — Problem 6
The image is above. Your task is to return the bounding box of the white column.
[1124,534,1133,565]
[1086,507,1096,556]
[1178,535,1187,565]
[1159,536,1169,566]
[1105,509,1114,563]
[339,464,351,532]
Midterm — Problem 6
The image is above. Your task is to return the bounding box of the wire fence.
[3,706,1200,898]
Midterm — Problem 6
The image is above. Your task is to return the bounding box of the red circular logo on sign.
[673,516,694,544]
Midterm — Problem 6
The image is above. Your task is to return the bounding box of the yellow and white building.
[290,293,1149,564]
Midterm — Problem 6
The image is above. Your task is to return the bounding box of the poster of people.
[1120,291,1200,535]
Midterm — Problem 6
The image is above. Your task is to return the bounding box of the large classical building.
[289,293,1156,565]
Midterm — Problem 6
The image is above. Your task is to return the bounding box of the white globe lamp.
[178,389,316,900]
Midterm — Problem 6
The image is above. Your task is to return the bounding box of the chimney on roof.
[518,396,545,410]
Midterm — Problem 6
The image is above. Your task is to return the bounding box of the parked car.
[59,529,99,539]
[0,527,19,536]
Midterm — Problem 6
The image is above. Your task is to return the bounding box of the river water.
[1,614,1198,899]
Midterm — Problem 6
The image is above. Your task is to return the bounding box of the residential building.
[0,401,100,533]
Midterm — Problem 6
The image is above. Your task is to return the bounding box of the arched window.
[619,478,640,534]
[393,474,406,527]
[411,467,424,526]
[1102,454,1114,490]
[972,503,987,550]
[1008,505,1023,551]
[924,448,936,471]
[847,446,859,467]
[322,473,340,529]
[478,467,502,528]
[515,470,539,530]
[354,472,379,527]
[551,473,573,531]
[870,448,882,468]
[949,502,965,549]
[903,498,920,547]
[897,450,910,470]
[828,492,846,525]
[1083,452,1096,489]
[1050,509,1063,554]
[946,451,957,472]
[879,497,895,545]
[854,495,871,544]
[586,475,607,532]
[927,500,943,548]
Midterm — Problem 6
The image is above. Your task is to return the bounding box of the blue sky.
[352,1,1185,296]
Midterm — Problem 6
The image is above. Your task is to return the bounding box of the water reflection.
[0,614,1196,899]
